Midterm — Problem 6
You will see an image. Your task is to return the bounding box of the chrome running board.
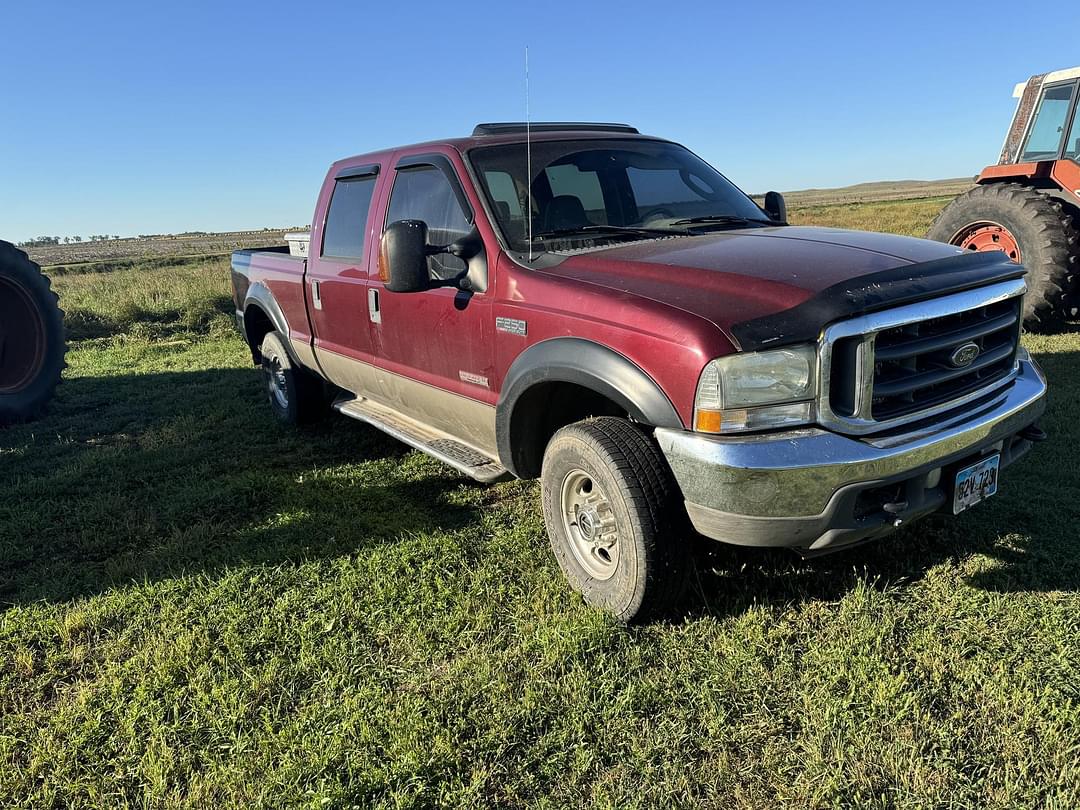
[333,396,511,483]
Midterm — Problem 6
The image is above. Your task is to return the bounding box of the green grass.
[790,196,956,237]
[3,215,1080,808]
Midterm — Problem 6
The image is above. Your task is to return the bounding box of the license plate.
[953,454,1000,514]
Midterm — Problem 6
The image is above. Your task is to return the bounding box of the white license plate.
[953,454,1000,514]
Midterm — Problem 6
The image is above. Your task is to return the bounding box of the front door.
[366,151,496,454]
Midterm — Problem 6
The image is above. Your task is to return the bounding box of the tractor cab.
[1002,70,1080,164]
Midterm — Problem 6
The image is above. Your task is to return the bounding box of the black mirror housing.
[380,220,431,293]
[764,191,787,224]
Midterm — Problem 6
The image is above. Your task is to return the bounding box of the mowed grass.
[3,207,1080,809]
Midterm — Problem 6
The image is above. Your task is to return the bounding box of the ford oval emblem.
[950,342,981,368]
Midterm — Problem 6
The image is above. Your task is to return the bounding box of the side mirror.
[764,191,787,224]
[380,220,431,293]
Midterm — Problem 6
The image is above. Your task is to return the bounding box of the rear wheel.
[926,183,1079,331]
[259,332,324,425]
[0,242,66,425]
[540,417,690,623]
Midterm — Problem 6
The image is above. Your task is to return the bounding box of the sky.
[4,0,1080,243]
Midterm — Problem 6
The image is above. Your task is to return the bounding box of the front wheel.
[540,417,690,622]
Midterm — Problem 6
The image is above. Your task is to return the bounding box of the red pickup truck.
[232,122,1047,621]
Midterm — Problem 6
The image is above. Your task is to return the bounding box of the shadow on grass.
[0,367,480,606]
[683,346,1080,620]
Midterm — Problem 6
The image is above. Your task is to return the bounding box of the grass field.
[3,198,1080,808]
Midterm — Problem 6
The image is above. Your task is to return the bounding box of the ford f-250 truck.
[231,122,1048,621]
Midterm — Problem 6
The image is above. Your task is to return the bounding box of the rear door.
[305,163,382,388]
[364,149,497,454]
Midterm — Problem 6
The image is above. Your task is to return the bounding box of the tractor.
[928,66,1080,331]
[0,240,66,425]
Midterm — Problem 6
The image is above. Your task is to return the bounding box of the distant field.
[24,177,970,268]
[777,177,974,207]
[5,195,1079,808]
[25,229,303,269]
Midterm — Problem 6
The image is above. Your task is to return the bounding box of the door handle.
[368,287,381,323]
[311,279,323,311]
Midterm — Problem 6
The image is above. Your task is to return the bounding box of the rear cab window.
[322,170,379,259]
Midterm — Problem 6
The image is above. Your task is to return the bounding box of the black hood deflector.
[731,251,1028,351]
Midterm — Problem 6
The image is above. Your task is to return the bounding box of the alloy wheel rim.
[560,469,619,580]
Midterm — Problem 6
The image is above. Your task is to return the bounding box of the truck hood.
[547,226,970,346]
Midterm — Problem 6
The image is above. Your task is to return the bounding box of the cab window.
[1065,88,1080,160]
[1021,83,1076,161]
[386,166,471,281]
[322,176,377,259]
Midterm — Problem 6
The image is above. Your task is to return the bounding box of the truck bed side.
[231,246,317,371]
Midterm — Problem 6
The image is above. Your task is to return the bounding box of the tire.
[0,241,66,426]
[258,331,324,425]
[926,183,1079,332]
[540,416,690,622]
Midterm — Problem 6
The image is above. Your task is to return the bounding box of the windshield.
[468,139,771,253]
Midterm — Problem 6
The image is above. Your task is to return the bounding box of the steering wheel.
[640,208,675,226]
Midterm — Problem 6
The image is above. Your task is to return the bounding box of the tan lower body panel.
[315,347,499,459]
[289,338,319,374]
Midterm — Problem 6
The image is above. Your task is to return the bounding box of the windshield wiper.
[533,224,685,240]
[670,215,774,228]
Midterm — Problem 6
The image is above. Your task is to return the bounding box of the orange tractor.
[928,67,1080,331]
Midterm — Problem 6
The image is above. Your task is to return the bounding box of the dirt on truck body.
[232,123,1048,621]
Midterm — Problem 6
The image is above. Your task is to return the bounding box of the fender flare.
[242,282,292,360]
[496,338,683,477]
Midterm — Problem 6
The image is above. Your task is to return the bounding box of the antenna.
[526,46,533,262]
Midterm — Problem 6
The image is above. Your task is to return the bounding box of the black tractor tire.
[926,183,1079,332]
[0,241,66,426]
[540,416,690,623]
[258,331,324,425]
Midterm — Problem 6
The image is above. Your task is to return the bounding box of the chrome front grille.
[871,296,1021,420]
[818,279,1027,435]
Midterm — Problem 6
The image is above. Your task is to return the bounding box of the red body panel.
[304,156,389,366]
[237,133,971,428]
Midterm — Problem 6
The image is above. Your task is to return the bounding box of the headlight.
[694,345,817,433]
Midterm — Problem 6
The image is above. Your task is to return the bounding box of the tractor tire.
[927,183,1079,332]
[0,241,66,426]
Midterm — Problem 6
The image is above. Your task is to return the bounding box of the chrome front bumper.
[655,355,1047,554]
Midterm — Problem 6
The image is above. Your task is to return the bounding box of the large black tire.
[540,416,690,623]
[258,331,324,425]
[927,183,1079,331]
[0,241,66,426]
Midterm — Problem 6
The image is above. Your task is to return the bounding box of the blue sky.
[4,0,1080,242]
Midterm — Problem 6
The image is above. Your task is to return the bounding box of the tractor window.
[1065,94,1080,160]
[1021,83,1076,161]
